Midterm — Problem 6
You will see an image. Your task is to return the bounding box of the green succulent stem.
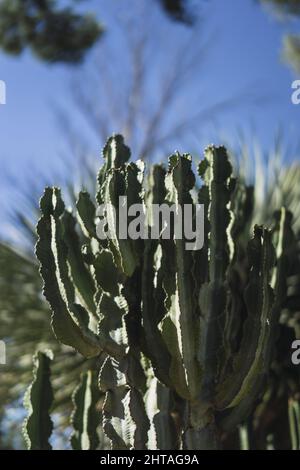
[31,135,298,450]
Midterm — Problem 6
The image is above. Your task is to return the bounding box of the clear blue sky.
[0,0,299,243]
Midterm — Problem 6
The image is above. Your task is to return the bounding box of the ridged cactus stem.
[184,402,221,450]
[32,135,298,450]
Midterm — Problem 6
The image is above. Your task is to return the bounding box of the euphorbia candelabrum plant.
[23,135,298,450]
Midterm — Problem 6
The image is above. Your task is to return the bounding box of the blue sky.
[0,0,299,243]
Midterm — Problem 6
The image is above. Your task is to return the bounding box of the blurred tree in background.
[0,0,196,64]
[0,0,296,74]
[0,0,103,63]
[158,0,196,24]
[261,0,300,73]
[262,0,300,15]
